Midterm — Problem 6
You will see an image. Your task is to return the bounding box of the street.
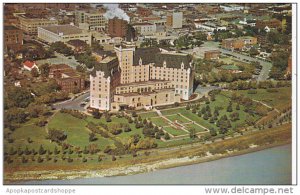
[53,91,90,111]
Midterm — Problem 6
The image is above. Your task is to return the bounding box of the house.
[23,60,39,71]
[204,50,221,60]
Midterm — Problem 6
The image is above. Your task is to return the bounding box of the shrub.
[112,155,116,161]
[82,157,87,163]
[132,111,137,117]
[89,132,98,142]
[37,156,43,163]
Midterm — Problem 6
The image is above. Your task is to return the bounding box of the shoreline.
[5,140,291,184]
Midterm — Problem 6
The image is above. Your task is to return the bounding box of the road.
[219,48,272,81]
[53,92,90,111]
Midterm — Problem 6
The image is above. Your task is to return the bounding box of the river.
[21,144,291,185]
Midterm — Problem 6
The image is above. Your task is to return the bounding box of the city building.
[204,50,221,60]
[108,18,128,38]
[132,22,157,36]
[166,12,183,29]
[17,14,58,35]
[90,43,194,111]
[4,25,23,52]
[49,64,85,93]
[75,10,107,31]
[37,24,91,45]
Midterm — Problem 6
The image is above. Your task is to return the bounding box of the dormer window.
[139,58,142,65]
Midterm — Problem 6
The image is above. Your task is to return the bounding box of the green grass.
[149,117,170,127]
[222,87,291,112]
[165,114,191,124]
[4,121,58,152]
[139,111,158,118]
[48,113,114,150]
[185,123,207,132]
[158,93,258,131]
[163,126,188,136]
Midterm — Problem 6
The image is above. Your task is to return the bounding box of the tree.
[40,63,50,77]
[186,104,191,110]
[210,128,217,136]
[164,133,170,140]
[47,129,67,143]
[197,111,202,117]
[5,108,28,124]
[192,108,197,113]
[189,128,196,139]
[227,102,233,112]
[39,145,46,155]
[203,113,209,120]
[92,109,101,119]
[31,67,39,77]
[249,47,259,57]
[89,132,97,142]
[7,87,34,108]
[236,104,240,110]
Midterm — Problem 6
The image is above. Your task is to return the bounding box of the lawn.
[163,126,188,136]
[4,118,58,151]
[139,111,158,118]
[149,117,170,127]
[166,114,191,124]
[158,93,259,131]
[48,112,114,150]
[185,123,207,133]
[223,87,291,112]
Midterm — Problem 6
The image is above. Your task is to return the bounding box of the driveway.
[53,91,90,111]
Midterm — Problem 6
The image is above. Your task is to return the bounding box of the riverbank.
[5,123,292,184]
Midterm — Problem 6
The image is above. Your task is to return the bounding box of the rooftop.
[40,25,83,35]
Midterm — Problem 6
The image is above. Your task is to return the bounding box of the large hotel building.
[90,42,195,111]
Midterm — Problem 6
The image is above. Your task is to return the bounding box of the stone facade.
[90,42,194,111]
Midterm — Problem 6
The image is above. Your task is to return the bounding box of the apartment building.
[166,12,183,29]
[75,10,107,31]
[17,14,58,35]
[132,22,157,36]
[108,18,128,38]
